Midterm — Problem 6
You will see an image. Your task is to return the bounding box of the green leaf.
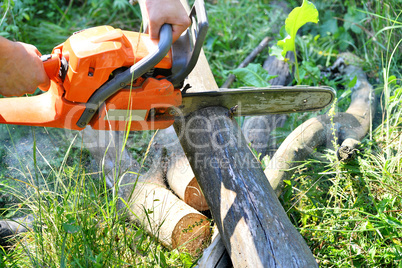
[388,75,397,85]
[384,215,402,228]
[113,0,129,10]
[344,7,366,34]
[230,63,277,87]
[269,45,285,61]
[277,0,319,57]
[22,12,30,21]
[159,251,167,267]
[62,222,81,234]
[319,11,338,37]
[347,75,358,88]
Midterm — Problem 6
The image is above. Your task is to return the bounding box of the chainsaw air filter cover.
[58,25,172,103]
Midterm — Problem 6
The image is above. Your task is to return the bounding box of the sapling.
[272,0,319,84]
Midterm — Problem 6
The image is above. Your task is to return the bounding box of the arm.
[140,0,191,43]
[0,37,49,96]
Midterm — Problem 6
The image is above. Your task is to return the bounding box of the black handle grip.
[169,0,209,87]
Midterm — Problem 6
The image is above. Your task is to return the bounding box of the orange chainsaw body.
[0,25,181,131]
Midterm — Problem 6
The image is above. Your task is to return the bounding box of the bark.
[166,145,209,211]
[196,228,232,268]
[265,59,375,196]
[241,53,293,158]
[125,161,210,253]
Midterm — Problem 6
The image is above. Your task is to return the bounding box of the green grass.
[274,1,402,266]
[0,0,402,267]
[0,129,196,267]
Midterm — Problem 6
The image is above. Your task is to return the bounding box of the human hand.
[143,0,191,43]
[0,38,50,96]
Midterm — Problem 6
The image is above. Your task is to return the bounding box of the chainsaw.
[0,0,335,131]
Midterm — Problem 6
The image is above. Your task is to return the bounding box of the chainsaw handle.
[39,54,61,91]
[40,52,68,91]
[169,0,209,87]
[76,23,173,128]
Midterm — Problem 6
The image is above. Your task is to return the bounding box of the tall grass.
[0,128,196,267]
[278,3,402,267]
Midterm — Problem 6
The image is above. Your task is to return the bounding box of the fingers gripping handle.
[75,24,173,129]
[40,52,68,91]
[39,54,61,91]
[169,0,209,87]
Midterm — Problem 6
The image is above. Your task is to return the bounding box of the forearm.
[0,37,16,73]
[0,37,20,94]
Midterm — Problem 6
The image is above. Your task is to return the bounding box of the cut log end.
[167,156,209,212]
[172,213,211,254]
[337,138,360,162]
[184,177,209,211]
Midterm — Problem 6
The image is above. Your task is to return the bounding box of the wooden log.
[171,1,316,264]
[160,126,209,212]
[265,58,375,195]
[337,137,360,162]
[81,127,211,254]
[126,160,211,253]
[166,154,209,211]
[196,228,232,268]
[174,106,318,267]
[0,215,33,248]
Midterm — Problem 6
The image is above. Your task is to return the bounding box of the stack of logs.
[81,15,292,258]
[81,48,303,266]
[82,126,211,255]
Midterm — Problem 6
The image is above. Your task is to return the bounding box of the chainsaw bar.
[179,86,336,116]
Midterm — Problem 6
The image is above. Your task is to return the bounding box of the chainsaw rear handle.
[40,54,60,90]
[40,51,69,91]
[75,23,173,128]
[169,0,209,87]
